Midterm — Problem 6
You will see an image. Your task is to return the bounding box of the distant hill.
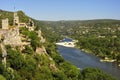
[43,19,120,27]
[41,19,120,36]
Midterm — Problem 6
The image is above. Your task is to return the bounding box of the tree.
[7,49,25,70]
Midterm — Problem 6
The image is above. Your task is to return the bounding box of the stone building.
[18,23,27,27]
[2,18,9,29]
[26,19,35,31]
[13,12,19,25]
[0,11,35,46]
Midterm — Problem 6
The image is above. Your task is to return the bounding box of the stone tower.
[27,19,35,31]
[2,18,9,29]
[13,12,19,25]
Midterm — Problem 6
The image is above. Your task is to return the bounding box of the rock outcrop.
[3,28,22,46]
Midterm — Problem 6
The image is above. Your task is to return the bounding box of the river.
[57,45,120,80]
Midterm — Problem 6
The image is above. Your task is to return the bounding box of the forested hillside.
[43,20,120,64]
[0,10,117,80]
[34,19,117,80]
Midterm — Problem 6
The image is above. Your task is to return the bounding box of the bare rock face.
[50,63,58,72]
[37,30,45,43]
[36,46,47,54]
[3,28,22,46]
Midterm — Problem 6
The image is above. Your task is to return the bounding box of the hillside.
[43,20,120,64]
[0,10,117,80]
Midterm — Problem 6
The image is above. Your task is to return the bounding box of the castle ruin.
[0,11,35,46]
[0,11,35,65]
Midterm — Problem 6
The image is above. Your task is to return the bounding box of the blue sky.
[0,0,120,21]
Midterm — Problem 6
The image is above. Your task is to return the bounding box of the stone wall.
[13,12,19,25]
[2,18,9,29]
[3,28,22,46]
[0,29,8,39]
[0,12,35,46]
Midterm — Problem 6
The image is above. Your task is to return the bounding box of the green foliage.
[52,71,68,80]
[18,55,37,80]
[52,53,64,64]
[60,61,79,79]
[81,68,117,80]
[20,27,41,50]
[23,55,37,71]
[76,36,120,61]
[17,11,29,23]
[0,10,13,26]
[7,49,25,70]
[39,66,53,79]
[22,45,34,55]
[3,68,20,80]
[0,75,6,80]
[34,20,63,42]
[0,48,2,61]
[0,62,4,74]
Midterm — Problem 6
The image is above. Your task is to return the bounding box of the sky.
[0,0,120,21]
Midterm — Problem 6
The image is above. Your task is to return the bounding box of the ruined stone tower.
[13,12,19,25]
[2,18,9,29]
[27,19,35,31]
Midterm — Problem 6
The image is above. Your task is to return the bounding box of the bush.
[81,68,117,80]
[22,46,34,55]
[7,49,25,70]
[60,61,79,79]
